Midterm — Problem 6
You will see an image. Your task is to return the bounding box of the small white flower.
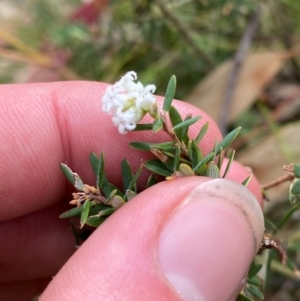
[102,71,158,134]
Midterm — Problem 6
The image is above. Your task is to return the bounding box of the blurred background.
[1,0,300,299]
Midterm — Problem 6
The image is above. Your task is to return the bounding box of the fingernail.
[157,179,264,301]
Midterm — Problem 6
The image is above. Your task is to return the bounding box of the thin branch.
[219,7,260,135]
[261,173,294,190]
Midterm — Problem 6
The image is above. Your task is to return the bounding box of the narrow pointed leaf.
[96,208,115,217]
[126,164,143,193]
[97,152,105,189]
[222,150,235,178]
[60,164,77,186]
[89,152,99,176]
[247,276,262,286]
[216,127,241,154]
[80,200,91,228]
[248,262,263,278]
[89,204,112,215]
[133,123,153,131]
[152,118,163,133]
[188,140,203,169]
[163,75,176,112]
[169,105,183,139]
[101,174,123,198]
[146,174,158,188]
[246,284,264,299]
[59,206,82,218]
[217,148,224,170]
[236,294,255,301]
[241,175,252,186]
[193,152,214,173]
[173,145,180,171]
[195,122,209,145]
[275,202,300,234]
[212,141,218,162]
[85,216,106,227]
[181,114,192,145]
[144,159,173,177]
[130,141,174,151]
[129,141,152,151]
[172,116,201,131]
[121,158,133,191]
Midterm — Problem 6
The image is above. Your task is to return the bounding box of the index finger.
[0,81,222,221]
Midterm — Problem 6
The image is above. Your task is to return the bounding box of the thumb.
[40,177,264,301]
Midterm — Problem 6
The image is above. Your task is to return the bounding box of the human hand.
[0,82,264,301]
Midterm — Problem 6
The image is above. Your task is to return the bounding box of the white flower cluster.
[102,71,158,134]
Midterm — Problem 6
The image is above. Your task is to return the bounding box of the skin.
[0,82,264,301]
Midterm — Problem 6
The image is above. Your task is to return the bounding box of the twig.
[261,173,294,190]
[155,0,215,68]
[218,7,260,135]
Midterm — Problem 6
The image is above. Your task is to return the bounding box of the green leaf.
[169,105,183,139]
[172,116,201,131]
[152,118,163,133]
[181,115,192,145]
[195,122,209,145]
[97,152,105,189]
[192,152,214,173]
[173,144,180,171]
[129,141,174,151]
[293,164,300,178]
[274,202,300,234]
[85,216,106,227]
[211,141,218,162]
[241,175,252,186]
[247,276,262,286]
[216,127,241,154]
[133,123,153,131]
[248,262,263,278]
[59,163,84,190]
[89,152,99,176]
[126,164,143,193]
[222,150,235,178]
[217,148,224,170]
[129,141,151,151]
[95,208,115,217]
[146,174,158,188]
[290,178,300,196]
[144,159,173,177]
[121,158,133,191]
[59,206,82,218]
[188,140,204,173]
[163,75,176,112]
[101,174,123,198]
[246,284,264,299]
[80,200,91,228]
[236,294,255,301]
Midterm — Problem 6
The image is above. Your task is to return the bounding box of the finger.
[0,82,222,221]
[40,177,264,301]
[0,203,75,283]
[0,160,262,284]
